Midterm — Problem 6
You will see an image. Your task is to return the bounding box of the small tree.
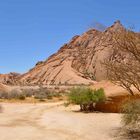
[68,87,106,112]
[103,29,140,95]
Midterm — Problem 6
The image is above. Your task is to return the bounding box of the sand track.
[0,102,121,140]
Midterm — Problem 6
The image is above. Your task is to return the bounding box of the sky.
[0,0,140,74]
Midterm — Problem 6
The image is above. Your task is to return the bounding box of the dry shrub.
[121,98,140,139]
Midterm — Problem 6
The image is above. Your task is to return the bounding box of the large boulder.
[91,81,140,113]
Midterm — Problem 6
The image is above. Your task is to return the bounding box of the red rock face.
[0,73,20,85]
[19,21,122,85]
[0,21,137,85]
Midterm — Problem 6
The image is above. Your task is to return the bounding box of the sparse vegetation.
[34,88,50,100]
[0,89,26,100]
[0,87,63,102]
[121,99,140,139]
[34,87,62,100]
[21,88,35,97]
[0,104,3,113]
[0,91,8,99]
[8,89,22,99]
[67,87,106,112]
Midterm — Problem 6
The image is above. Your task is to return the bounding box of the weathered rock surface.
[0,73,20,85]
[18,21,124,85]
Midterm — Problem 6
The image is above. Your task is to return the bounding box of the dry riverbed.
[0,102,122,140]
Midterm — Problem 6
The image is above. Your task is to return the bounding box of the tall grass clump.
[68,87,106,112]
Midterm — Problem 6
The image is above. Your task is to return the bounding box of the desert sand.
[0,102,121,140]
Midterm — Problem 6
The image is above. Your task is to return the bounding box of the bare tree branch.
[103,29,140,95]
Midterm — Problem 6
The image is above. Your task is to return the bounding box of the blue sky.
[0,0,140,73]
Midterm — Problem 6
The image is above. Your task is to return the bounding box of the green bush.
[121,99,140,139]
[68,87,106,112]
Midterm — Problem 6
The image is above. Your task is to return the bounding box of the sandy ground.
[0,102,122,140]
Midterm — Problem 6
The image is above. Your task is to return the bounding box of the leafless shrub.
[8,89,22,99]
[103,29,140,95]
[21,88,35,97]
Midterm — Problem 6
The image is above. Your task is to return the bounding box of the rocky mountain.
[19,21,124,85]
[0,73,20,85]
[0,21,129,85]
